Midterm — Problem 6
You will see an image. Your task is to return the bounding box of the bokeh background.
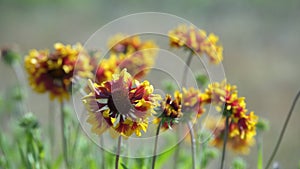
[1,0,300,168]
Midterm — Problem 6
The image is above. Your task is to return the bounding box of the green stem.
[12,62,29,113]
[187,121,197,169]
[115,136,122,169]
[151,120,162,169]
[174,50,194,169]
[0,134,9,168]
[264,90,300,169]
[181,51,194,87]
[60,101,70,169]
[48,100,55,159]
[199,137,207,169]
[100,136,106,169]
[220,115,230,169]
[257,132,263,169]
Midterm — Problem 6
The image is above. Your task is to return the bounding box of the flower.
[202,80,258,154]
[24,43,93,101]
[82,69,161,137]
[181,87,205,120]
[169,24,223,64]
[154,91,183,130]
[107,34,158,79]
[108,33,157,56]
[94,54,120,84]
[206,112,257,154]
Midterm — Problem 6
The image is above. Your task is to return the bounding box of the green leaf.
[51,154,63,169]
[155,148,175,169]
[121,163,129,169]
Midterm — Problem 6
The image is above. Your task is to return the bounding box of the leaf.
[155,148,175,169]
[51,154,63,169]
[121,163,129,169]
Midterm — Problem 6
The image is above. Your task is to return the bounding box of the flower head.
[82,69,161,137]
[206,112,257,154]
[24,43,93,101]
[181,87,205,120]
[94,54,120,84]
[107,34,158,79]
[169,24,223,64]
[155,91,183,130]
[202,80,258,154]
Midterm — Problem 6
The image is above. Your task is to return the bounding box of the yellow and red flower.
[202,80,258,154]
[206,112,257,154]
[181,87,206,120]
[107,34,158,79]
[24,43,93,101]
[154,91,183,130]
[169,24,223,64]
[94,54,120,84]
[82,69,161,137]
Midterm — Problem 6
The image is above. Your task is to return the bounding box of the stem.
[60,101,70,169]
[152,120,162,169]
[187,121,197,169]
[181,51,194,87]
[257,132,263,169]
[115,136,122,169]
[100,136,106,169]
[220,115,230,169]
[174,50,194,169]
[264,90,300,169]
[12,62,29,113]
[48,100,55,158]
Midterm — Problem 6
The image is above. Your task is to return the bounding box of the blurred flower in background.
[24,43,93,102]
[169,24,223,64]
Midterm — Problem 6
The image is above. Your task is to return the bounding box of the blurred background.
[1,0,300,168]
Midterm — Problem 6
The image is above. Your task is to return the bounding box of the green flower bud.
[0,48,21,66]
[231,157,247,169]
[19,113,39,130]
[256,118,270,132]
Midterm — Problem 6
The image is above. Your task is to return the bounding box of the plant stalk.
[181,51,194,87]
[115,136,122,169]
[152,120,162,169]
[60,101,70,169]
[264,90,300,169]
[257,132,263,169]
[220,115,230,169]
[174,50,194,169]
[187,121,197,169]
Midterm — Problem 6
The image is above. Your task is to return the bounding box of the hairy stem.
[174,50,194,169]
[264,90,300,169]
[187,121,197,169]
[60,101,70,169]
[257,132,263,169]
[115,136,122,169]
[181,51,194,87]
[152,120,162,169]
[220,115,230,169]
[100,136,106,169]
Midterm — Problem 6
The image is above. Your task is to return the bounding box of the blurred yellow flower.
[24,43,93,102]
[169,24,223,64]
[107,34,158,79]
[82,69,161,137]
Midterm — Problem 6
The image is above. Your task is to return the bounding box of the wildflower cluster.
[19,23,263,169]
